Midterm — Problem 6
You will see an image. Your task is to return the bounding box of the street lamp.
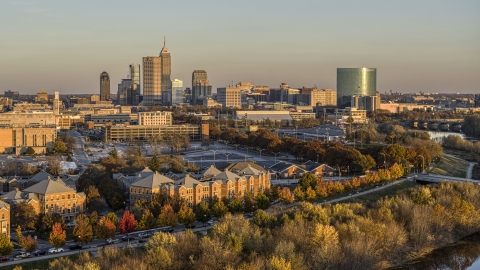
[316,127,320,140]
[258,149,265,159]
[224,153,231,162]
[273,152,280,163]
[204,214,207,234]
[380,153,386,170]
[211,150,218,164]
[337,165,341,181]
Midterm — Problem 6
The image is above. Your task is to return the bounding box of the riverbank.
[391,231,480,270]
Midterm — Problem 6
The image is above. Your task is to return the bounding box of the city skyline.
[0,0,479,94]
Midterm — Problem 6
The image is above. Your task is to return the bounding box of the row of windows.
[45,194,73,201]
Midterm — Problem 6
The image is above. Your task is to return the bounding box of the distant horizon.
[1,1,478,95]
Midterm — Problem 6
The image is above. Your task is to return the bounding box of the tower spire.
[164,36,166,47]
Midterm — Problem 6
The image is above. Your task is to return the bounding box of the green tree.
[52,140,67,153]
[255,192,271,210]
[244,193,256,213]
[158,204,178,227]
[72,214,93,246]
[228,196,244,213]
[149,154,162,172]
[34,213,65,237]
[89,211,99,227]
[49,222,66,248]
[106,212,118,226]
[195,201,211,224]
[0,231,14,256]
[298,173,318,190]
[11,201,36,229]
[211,198,228,218]
[95,216,117,245]
[253,209,277,228]
[25,147,35,155]
[177,204,196,226]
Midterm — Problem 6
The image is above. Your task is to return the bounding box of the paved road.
[467,162,475,179]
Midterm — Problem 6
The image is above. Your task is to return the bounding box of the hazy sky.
[1,0,479,95]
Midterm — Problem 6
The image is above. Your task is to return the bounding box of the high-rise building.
[129,64,140,87]
[53,91,61,115]
[337,67,376,108]
[172,79,183,105]
[191,70,212,105]
[4,90,19,103]
[160,38,172,106]
[310,89,337,107]
[142,56,161,106]
[100,71,110,101]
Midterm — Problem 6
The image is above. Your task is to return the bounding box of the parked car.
[48,248,64,254]
[66,222,75,228]
[138,233,152,239]
[106,238,119,244]
[15,252,31,259]
[68,243,82,250]
[185,224,196,229]
[207,219,217,226]
[33,249,48,256]
[121,235,136,242]
[0,256,10,262]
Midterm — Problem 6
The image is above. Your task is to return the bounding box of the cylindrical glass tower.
[337,67,376,108]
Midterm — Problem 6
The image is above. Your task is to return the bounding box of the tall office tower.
[142,56,161,106]
[129,64,140,86]
[217,83,245,108]
[100,71,110,101]
[53,91,61,115]
[160,38,172,106]
[172,79,183,105]
[336,67,376,108]
[117,79,132,105]
[191,70,212,105]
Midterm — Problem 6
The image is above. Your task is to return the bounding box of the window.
[62,194,65,199]
[68,194,70,199]
[1,214,3,219]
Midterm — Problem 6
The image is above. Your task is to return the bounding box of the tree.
[228,196,244,213]
[89,211,99,227]
[52,140,67,153]
[49,222,66,248]
[25,147,35,155]
[298,173,318,190]
[211,198,228,218]
[72,214,93,246]
[16,225,38,252]
[177,204,196,226]
[146,134,163,156]
[149,155,162,172]
[85,186,105,212]
[255,192,271,210]
[11,201,36,229]
[118,210,137,239]
[95,216,117,245]
[139,210,157,230]
[158,204,178,227]
[244,193,256,213]
[47,157,62,176]
[293,186,305,201]
[389,163,404,179]
[279,187,295,204]
[34,213,65,236]
[0,231,13,256]
[106,212,119,227]
[195,202,211,224]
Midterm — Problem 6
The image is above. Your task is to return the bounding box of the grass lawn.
[430,156,469,178]
[342,180,417,204]
[3,254,81,270]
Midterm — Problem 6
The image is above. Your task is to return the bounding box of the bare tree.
[146,134,163,156]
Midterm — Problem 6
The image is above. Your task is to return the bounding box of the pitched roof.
[23,178,75,194]
[174,175,204,188]
[225,162,267,173]
[131,172,173,189]
[29,171,53,182]
[199,165,222,179]
[269,161,295,171]
[238,165,263,176]
[0,200,10,210]
[211,170,245,183]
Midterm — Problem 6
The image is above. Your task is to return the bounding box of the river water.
[394,232,480,270]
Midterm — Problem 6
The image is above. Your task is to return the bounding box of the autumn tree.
[52,140,67,153]
[72,214,93,246]
[49,222,66,248]
[389,163,404,179]
[139,210,157,230]
[95,216,117,245]
[298,173,318,190]
[34,213,65,237]
[158,204,178,227]
[279,187,295,204]
[106,212,118,227]
[118,210,137,239]
[177,204,196,227]
[0,231,13,256]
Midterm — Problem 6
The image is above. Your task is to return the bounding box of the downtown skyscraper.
[100,71,110,101]
[142,38,172,106]
[191,70,212,105]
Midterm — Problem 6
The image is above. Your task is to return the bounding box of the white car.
[207,220,217,226]
[48,247,64,254]
[106,238,119,244]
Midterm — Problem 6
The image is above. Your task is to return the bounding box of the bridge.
[400,120,464,132]
[414,173,480,184]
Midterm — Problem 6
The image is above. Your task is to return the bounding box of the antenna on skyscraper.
[164,36,166,47]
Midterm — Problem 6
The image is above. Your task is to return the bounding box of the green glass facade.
[337,67,376,108]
